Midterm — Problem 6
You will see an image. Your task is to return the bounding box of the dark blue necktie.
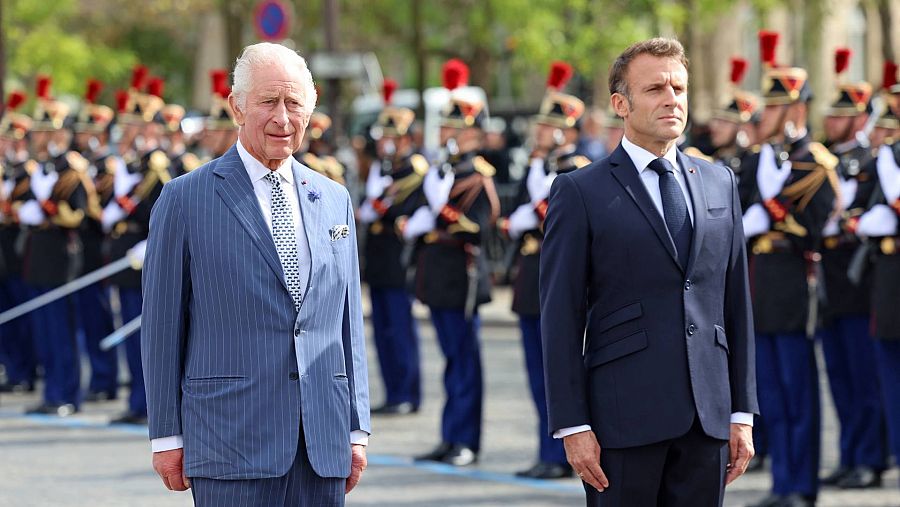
[648,158,692,270]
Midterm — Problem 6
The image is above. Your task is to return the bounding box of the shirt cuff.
[730,412,754,426]
[553,425,592,439]
[151,435,184,453]
[350,430,369,446]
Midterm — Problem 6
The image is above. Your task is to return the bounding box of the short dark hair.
[608,38,689,100]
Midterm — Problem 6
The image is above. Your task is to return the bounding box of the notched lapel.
[678,150,707,276]
[293,161,325,291]
[213,147,289,293]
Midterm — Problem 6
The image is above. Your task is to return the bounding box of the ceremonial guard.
[104,75,169,424]
[159,101,201,178]
[404,59,500,466]
[853,66,900,492]
[817,49,886,489]
[708,57,761,183]
[357,79,427,415]
[200,69,239,159]
[0,91,36,394]
[296,112,347,185]
[498,61,588,479]
[19,76,95,416]
[72,79,119,402]
[743,32,839,507]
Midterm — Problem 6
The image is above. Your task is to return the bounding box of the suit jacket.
[540,144,757,449]
[142,146,370,480]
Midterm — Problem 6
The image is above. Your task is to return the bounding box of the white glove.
[423,168,454,213]
[742,203,771,238]
[113,158,141,198]
[30,169,58,202]
[365,162,393,200]
[757,144,792,201]
[876,144,900,204]
[1,180,14,200]
[357,200,379,224]
[526,158,554,205]
[856,204,898,238]
[127,240,147,269]
[17,200,45,226]
[839,177,858,212]
[507,204,539,239]
[402,206,436,241]
[101,200,127,232]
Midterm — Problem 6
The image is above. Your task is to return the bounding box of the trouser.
[74,283,117,396]
[117,287,146,415]
[519,315,567,465]
[0,275,36,385]
[873,339,900,472]
[28,286,80,407]
[370,287,421,407]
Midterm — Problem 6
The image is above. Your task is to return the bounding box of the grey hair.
[232,42,318,115]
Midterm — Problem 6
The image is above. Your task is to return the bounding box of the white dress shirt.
[553,137,752,441]
[151,142,367,452]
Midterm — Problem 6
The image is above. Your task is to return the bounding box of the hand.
[401,206,436,241]
[152,448,190,491]
[17,200,45,226]
[742,203,770,238]
[101,200,127,232]
[423,168,454,213]
[563,431,609,493]
[507,203,539,239]
[127,240,148,269]
[856,204,898,238]
[365,162,392,200]
[345,444,367,494]
[756,144,792,201]
[526,158,552,205]
[113,159,141,198]
[30,169,58,202]
[357,200,379,224]
[725,423,754,485]
[877,144,900,203]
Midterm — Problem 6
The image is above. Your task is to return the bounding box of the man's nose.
[271,99,289,126]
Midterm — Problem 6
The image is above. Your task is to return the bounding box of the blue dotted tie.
[265,171,302,311]
[648,158,692,270]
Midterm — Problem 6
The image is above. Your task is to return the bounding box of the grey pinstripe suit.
[141,146,370,498]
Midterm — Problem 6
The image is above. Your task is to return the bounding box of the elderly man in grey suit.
[142,42,370,507]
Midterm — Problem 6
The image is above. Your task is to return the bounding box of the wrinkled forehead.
[627,55,688,86]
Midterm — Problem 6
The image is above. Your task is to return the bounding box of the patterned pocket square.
[330,224,350,242]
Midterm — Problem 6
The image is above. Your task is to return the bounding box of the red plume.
[834,48,852,75]
[36,75,52,100]
[209,69,228,94]
[215,83,231,98]
[442,59,469,91]
[382,79,398,104]
[883,61,899,91]
[547,61,574,90]
[758,31,779,66]
[115,90,130,113]
[6,91,27,111]
[729,57,748,85]
[147,77,165,98]
[131,65,148,90]
[85,79,103,104]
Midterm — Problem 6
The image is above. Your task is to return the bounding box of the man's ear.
[228,94,244,126]
[610,93,629,120]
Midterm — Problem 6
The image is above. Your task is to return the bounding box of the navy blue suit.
[540,145,757,505]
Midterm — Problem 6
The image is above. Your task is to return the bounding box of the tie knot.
[265,171,281,186]
[648,158,675,176]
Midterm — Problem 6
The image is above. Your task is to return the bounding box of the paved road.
[1,287,898,506]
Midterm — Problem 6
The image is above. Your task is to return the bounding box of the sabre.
[0,255,135,325]
[100,315,142,350]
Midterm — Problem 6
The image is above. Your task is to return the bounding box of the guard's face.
[708,118,739,149]
[614,55,688,149]
[823,115,855,143]
[231,63,310,168]
[533,123,558,151]
[758,104,786,141]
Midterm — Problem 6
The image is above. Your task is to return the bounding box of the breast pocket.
[706,206,729,220]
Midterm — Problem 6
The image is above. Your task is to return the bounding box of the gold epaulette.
[24,160,39,176]
[684,146,714,163]
[573,155,591,169]
[808,142,839,171]
[51,201,85,229]
[134,151,171,201]
[472,156,496,177]
[302,153,323,173]
[65,151,89,173]
[410,154,429,176]
[181,153,202,173]
[104,156,119,176]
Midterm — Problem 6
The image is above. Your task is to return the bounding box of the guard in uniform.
[72,79,119,402]
[743,31,838,507]
[105,76,169,424]
[405,59,500,466]
[817,49,886,489]
[870,61,900,148]
[0,91,37,394]
[295,112,347,185]
[853,69,900,492]
[202,69,239,160]
[19,76,95,416]
[497,61,589,480]
[357,79,427,415]
[159,102,201,178]
[708,57,761,181]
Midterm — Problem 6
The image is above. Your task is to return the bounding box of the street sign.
[254,0,291,41]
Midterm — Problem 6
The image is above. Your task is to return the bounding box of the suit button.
[684,279,692,291]
[294,328,300,337]
[687,324,696,336]
[289,372,299,381]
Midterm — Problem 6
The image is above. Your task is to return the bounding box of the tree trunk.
[412,0,426,119]
[878,0,895,63]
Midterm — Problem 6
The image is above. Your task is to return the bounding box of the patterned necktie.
[265,171,302,310]
[648,158,693,270]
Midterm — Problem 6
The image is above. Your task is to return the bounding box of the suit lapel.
[292,160,324,292]
[609,145,680,269]
[213,146,289,293]
[678,150,707,276]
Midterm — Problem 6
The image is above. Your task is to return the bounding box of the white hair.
[232,42,317,115]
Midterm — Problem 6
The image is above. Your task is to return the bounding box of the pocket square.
[330,224,350,242]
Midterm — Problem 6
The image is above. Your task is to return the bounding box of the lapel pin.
[307,188,321,203]
[688,167,696,174]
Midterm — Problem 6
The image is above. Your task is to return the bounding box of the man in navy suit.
[142,43,370,506]
[540,38,757,506]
